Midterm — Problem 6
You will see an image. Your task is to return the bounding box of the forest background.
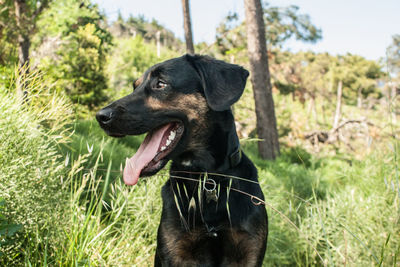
[0,0,399,265]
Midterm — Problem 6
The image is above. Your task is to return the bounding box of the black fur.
[187,55,249,111]
[97,54,268,266]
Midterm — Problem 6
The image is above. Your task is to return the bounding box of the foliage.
[243,141,400,266]
[106,36,157,95]
[263,4,322,47]
[35,0,112,112]
[0,64,15,89]
[0,198,22,258]
[55,152,165,266]
[109,13,183,51]
[35,0,107,40]
[0,71,73,264]
[0,2,18,67]
[0,1,398,265]
[0,0,52,97]
[387,34,400,76]
[8,115,398,266]
[106,35,179,97]
[296,149,399,266]
[335,54,384,102]
[215,12,248,59]
[56,23,110,109]
[64,119,143,182]
[0,0,52,47]
[0,66,398,265]
[215,3,321,56]
[0,0,53,86]
[271,51,384,105]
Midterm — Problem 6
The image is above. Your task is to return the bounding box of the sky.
[93,0,399,61]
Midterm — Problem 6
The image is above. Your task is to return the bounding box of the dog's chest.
[159,224,261,266]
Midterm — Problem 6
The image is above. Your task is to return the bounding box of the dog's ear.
[187,55,249,111]
[133,75,144,90]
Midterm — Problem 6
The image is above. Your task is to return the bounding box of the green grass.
[56,150,166,266]
[53,131,399,266]
[1,74,399,266]
[259,148,400,266]
[61,119,144,181]
[0,76,73,265]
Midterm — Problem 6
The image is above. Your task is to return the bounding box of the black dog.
[96,54,268,266]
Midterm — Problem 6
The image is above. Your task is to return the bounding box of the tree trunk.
[357,87,362,108]
[244,0,280,159]
[333,80,343,129]
[321,98,327,125]
[308,96,318,124]
[181,0,195,55]
[14,0,31,101]
[17,35,30,69]
[14,0,30,70]
[156,30,161,58]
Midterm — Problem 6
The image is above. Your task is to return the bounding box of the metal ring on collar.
[203,178,216,192]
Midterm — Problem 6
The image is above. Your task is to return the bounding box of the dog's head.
[96,54,249,185]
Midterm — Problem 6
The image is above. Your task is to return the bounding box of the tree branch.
[33,0,50,20]
[305,119,378,146]
[331,119,376,133]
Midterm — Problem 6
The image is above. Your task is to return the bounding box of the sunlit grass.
[1,70,399,266]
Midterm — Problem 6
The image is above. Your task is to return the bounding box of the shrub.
[59,23,111,110]
[0,198,22,258]
[106,36,179,97]
[35,0,113,113]
[0,73,72,264]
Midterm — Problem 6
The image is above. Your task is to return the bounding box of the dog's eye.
[155,80,167,90]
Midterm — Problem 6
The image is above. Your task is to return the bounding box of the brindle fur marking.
[96,55,268,266]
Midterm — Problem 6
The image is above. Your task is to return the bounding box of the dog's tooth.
[170,131,176,140]
[161,146,166,151]
[165,130,177,145]
[167,131,176,142]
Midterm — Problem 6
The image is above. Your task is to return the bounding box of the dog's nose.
[96,107,115,125]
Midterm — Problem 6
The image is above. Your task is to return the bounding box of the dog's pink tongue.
[123,124,171,185]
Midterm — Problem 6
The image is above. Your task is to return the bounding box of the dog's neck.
[214,121,242,172]
[168,111,249,230]
[171,110,241,174]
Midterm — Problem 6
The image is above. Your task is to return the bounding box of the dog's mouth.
[123,122,184,185]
